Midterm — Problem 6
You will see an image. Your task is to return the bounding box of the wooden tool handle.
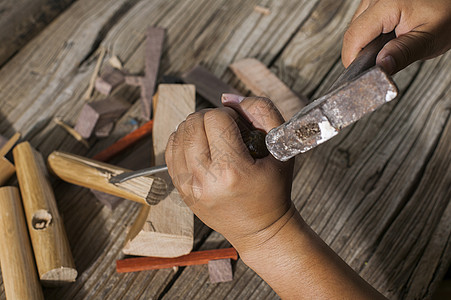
[330,31,396,91]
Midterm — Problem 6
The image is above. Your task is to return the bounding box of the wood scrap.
[108,55,123,70]
[54,117,90,148]
[125,27,165,120]
[254,5,271,15]
[0,132,21,185]
[116,248,238,273]
[47,151,166,206]
[0,186,44,300]
[84,47,106,100]
[0,135,8,149]
[95,65,125,95]
[123,84,195,258]
[92,119,154,162]
[13,142,77,286]
[208,258,234,283]
[182,65,241,107]
[74,97,130,139]
[229,58,308,119]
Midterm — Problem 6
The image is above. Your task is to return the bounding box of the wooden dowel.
[0,132,21,188]
[0,187,44,300]
[92,119,153,162]
[116,248,238,273]
[48,151,166,205]
[13,142,77,286]
[0,132,20,157]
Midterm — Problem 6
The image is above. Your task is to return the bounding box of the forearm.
[235,203,386,300]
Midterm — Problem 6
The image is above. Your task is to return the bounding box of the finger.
[165,132,177,178]
[168,123,190,191]
[351,0,370,22]
[342,1,400,67]
[203,108,254,166]
[181,111,211,177]
[376,28,437,75]
[222,94,284,132]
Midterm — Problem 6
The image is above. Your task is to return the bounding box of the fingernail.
[221,93,245,104]
[378,55,396,75]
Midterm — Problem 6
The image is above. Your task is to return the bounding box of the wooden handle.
[48,151,167,205]
[0,187,44,300]
[330,31,396,91]
[13,142,77,286]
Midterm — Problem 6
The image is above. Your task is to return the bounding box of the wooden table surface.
[0,1,450,299]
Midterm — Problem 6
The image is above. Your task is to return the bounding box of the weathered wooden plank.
[0,0,75,67]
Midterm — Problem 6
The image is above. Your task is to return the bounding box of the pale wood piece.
[123,84,195,257]
[12,142,77,285]
[0,132,20,185]
[84,47,106,100]
[94,66,125,95]
[108,55,123,70]
[54,118,90,148]
[47,151,166,206]
[208,258,233,283]
[254,5,271,15]
[0,186,44,300]
[230,58,308,120]
[182,65,241,107]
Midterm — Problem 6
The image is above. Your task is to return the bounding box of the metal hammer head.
[265,66,398,161]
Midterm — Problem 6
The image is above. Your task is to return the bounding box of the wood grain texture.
[13,142,77,285]
[0,187,44,300]
[47,151,166,206]
[117,248,238,273]
[123,84,195,257]
[0,0,75,66]
[230,58,307,120]
[0,0,449,299]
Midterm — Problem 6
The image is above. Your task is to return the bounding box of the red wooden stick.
[116,248,238,273]
[92,119,153,162]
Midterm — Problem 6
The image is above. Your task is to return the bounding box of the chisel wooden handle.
[329,31,396,91]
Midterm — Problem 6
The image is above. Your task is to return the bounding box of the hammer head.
[265,66,398,161]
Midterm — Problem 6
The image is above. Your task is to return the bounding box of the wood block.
[13,142,77,286]
[0,132,20,185]
[74,97,130,139]
[141,27,165,120]
[208,258,233,283]
[0,186,44,300]
[230,58,308,119]
[47,151,166,206]
[95,66,125,95]
[94,121,114,138]
[182,65,241,107]
[123,84,195,257]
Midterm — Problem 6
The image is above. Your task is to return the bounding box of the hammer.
[110,31,398,183]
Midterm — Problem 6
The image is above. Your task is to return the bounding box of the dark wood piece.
[116,248,238,273]
[74,97,130,139]
[182,65,241,107]
[208,258,233,283]
[95,65,125,95]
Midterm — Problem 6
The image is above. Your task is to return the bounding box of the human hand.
[165,95,294,252]
[342,0,451,74]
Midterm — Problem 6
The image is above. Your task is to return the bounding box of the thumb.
[221,94,285,132]
[376,31,435,74]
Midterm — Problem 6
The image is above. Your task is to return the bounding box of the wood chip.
[208,258,233,283]
[108,55,123,70]
[254,5,271,15]
[54,118,90,148]
[94,66,125,95]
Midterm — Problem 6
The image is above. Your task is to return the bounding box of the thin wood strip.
[84,47,106,100]
[13,142,77,286]
[0,156,15,185]
[0,132,20,157]
[92,119,153,162]
[0,186,44,300]
[54,118,90,148]
[116,248,238,273]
